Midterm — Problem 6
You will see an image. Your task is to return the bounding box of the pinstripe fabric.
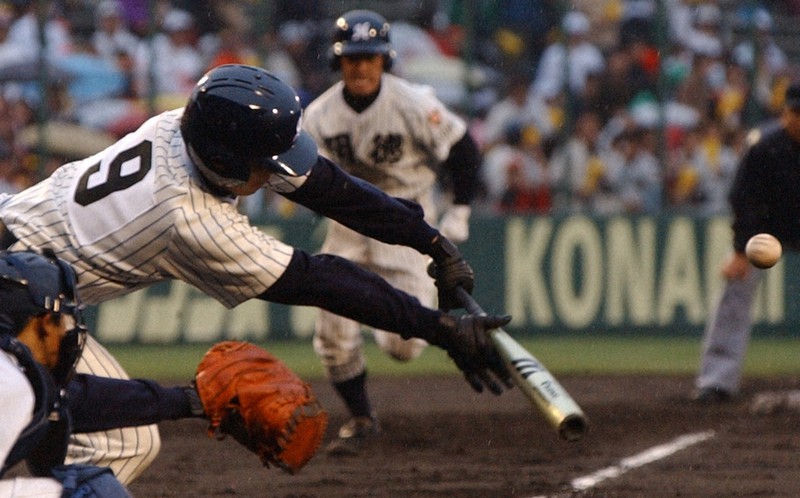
[0,108,299,483]
[304,74,464,379]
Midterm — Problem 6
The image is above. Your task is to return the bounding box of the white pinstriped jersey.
[0,109,300,308]
[303,73,466,270]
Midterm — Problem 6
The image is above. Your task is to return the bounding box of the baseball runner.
[302,9,482,455]
[0,64,510,484]
[693,82,800,403]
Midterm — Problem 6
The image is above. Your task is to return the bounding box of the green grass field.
[107,336,800,381]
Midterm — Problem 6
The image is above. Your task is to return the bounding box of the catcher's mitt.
[194,341,328,474]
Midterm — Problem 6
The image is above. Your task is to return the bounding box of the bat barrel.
[455,287,589,442]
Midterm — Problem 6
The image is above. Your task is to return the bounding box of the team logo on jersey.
[370,133,402,164]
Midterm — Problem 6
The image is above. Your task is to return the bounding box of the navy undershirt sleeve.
[260,249,443,339]
[67,375,191,433]
[282,157,439,255]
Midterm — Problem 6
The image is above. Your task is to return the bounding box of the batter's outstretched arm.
[260,250,510,394]
[260,250,443,336]
[278,157,475,311]
[281,157,439,253]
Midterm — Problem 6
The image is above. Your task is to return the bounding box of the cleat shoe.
[691,387,733,404]
[325,414,380,456]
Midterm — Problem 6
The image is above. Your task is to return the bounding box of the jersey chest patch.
[323,133,404,166]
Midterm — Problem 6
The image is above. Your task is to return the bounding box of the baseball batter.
[0,64,508,483]
[694,82,800,403]
[303,10,482,455]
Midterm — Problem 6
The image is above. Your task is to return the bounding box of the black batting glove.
[430,313,513,395]
[428,235,475,311]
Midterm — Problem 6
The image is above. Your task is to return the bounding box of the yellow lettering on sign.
[506,217,553,326]
[657,218,705,324]
[605,217,656,326]
[551,216,603,328]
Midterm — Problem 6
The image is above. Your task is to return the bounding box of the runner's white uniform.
[0,109,303,484]
[303,73,467,380]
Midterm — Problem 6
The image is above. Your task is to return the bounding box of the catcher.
[1,249,134,496]
[1,249,325,498]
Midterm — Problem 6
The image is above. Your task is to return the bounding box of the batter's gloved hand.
[430,313,513,395]
[428,235,474,311]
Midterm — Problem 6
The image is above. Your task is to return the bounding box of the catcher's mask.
[181,64,318,192]
[329,9,395,71]
[0,249,87,385]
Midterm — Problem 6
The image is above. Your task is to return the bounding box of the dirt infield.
[122,374,800,497]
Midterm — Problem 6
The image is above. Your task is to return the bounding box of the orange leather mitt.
[195,341,328,474]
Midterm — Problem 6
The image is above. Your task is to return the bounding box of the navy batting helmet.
[329,9,395,71]
[0,250,86,383]
[181,64,318,190]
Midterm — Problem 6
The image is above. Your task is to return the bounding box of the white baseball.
[745,233,782,269]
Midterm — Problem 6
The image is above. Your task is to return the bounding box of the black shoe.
[325,414,380,456]
[691,387,733,404]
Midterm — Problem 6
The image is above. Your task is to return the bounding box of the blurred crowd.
[0,0,797,219]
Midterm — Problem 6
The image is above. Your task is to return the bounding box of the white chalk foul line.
[527,430,716,498]
[570,430,716,492]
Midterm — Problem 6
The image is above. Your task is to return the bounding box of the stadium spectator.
[549,110,615,213]
[481,122,551,214]
[732,7,790,123]
[91,0,140,66]
[133,9,206,106]
[608,127,662,214]
[732,7,788,79]
[206,27,259,70]
[688,121,739,215]
[0,0,72,74]
[262,21,316,104]
[619,0,657,47]
[529,11,605,105]
[480,72,551,150]
[590,46,655,124]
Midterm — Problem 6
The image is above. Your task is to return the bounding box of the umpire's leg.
[696,268,762,395]
[65,336,161,485]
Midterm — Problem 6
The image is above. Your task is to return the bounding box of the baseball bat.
[455,287,589,442]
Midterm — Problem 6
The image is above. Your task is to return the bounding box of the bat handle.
[455,287,484,315]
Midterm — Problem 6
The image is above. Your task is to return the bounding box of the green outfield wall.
[88,214,799,344]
